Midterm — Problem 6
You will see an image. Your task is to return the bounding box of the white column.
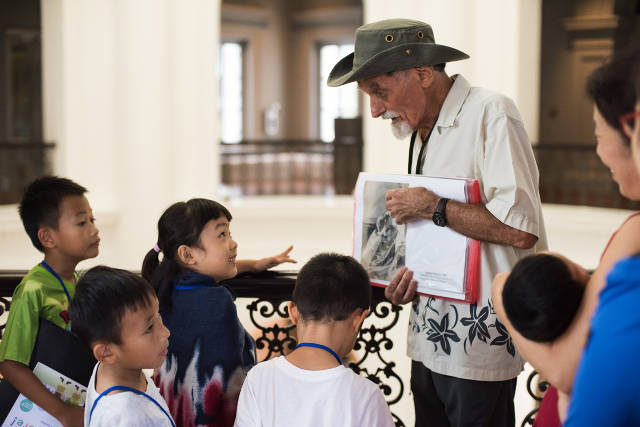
[168,0,220,199]
[361,0,541,173]
[41,0,221,269]
[42,0,118,211]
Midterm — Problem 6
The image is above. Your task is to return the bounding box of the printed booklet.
[353,172,481,303]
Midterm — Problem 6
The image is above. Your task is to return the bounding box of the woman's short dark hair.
[292,253,371,322]
[586,51,640,143]
[70,266,155,348]
[502,254,585,343]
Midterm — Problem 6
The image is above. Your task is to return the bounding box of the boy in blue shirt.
[0,176,100,427]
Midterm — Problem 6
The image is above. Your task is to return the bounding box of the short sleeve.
[481,108,542,238]
[360,385,395,427]
[0,283,41,365]
[234,375,262,427]
[89,395,174,427]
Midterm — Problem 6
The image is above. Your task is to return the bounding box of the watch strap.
[434,197,449,226]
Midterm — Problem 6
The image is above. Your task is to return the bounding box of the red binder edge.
[363,179,481,305]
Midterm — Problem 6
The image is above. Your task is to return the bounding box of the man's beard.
[382,111,414,140]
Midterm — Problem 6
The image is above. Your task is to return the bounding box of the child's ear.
[37,227,56,249]
[351,308,370,332]
[288,302,299,325]
[92,342,117,364]
[176,245,196,266]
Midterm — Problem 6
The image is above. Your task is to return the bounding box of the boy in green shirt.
[0,176,100,427]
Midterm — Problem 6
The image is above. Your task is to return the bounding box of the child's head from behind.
[502,253,588,343]
[70,266,169,370]
[19,176,99,259]
[141,198,236,313]
[291,253,371,350]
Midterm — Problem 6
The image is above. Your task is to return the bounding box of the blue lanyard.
[294,342,342,366]
[174,285,207,290]
[89,385,175,426]
[40,261,71,303]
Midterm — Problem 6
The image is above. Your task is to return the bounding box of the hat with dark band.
[327,19,469,87]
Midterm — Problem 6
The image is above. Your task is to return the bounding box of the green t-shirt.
[0,264,77,365]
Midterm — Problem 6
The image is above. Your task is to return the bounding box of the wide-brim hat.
[327,19,469,87]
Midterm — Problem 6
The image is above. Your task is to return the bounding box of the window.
[319,43,358,142]
[1,28,49,205]
[218,42,244,143]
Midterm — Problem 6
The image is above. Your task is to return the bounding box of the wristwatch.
[432,198,449,227]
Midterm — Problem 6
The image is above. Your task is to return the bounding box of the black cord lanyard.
[407,120,438,175]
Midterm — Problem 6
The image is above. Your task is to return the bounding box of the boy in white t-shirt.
[234,253,394,427]
[69,266,174,426]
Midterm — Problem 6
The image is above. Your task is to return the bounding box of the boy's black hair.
[293,253,371,322]
[502,254,585,343]
[19,176,87,252]
[70,266,155,348]
[586,51,640,143]
[141,198,232,313]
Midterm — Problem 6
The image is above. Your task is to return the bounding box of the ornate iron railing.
[533,143,640,210]
[521,370,549,427]
[0,270,408,426]
[0,269,547,425]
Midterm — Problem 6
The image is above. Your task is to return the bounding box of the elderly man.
[328,19,547,427]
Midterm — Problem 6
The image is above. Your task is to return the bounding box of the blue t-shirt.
[565,255,640,426]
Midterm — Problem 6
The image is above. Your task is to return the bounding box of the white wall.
[0,0,220,270]
[361,0,542,173]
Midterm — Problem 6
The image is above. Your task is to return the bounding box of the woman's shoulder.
[602,213,640,259]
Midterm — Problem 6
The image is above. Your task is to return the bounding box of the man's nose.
[370,97,385,118]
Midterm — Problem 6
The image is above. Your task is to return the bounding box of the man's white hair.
[382,110,414,140]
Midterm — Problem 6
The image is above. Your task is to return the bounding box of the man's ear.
[288,302,300,325]
[176,244,196,265]
[37,227,56,250]
[93,342,117,365]
[415,66,435,88]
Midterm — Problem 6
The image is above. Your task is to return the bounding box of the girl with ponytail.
[142,198,294,427]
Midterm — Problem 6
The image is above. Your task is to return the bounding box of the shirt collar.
[435,74,470,130]
[173,271,217,288]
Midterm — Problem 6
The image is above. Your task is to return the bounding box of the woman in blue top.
[142,198,294,427]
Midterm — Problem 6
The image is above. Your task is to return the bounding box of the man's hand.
[384,267,418,305]
[385,187,439,224]
[58,403,84,427]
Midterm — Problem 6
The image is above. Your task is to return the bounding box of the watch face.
[433,212,446,227]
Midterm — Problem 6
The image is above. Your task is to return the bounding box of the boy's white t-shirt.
[84,363,174,427]
[234,356,394,427]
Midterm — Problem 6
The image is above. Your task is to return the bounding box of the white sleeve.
[90,408,168,427]
[89,395,174,427]
[481,108,542,238]
[359,387,395,427]
[233,378,262,427]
